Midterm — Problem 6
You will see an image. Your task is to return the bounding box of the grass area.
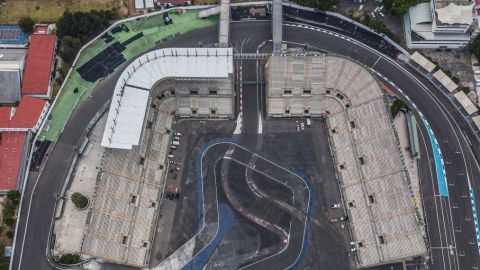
[41,10,217,141]
[0,0,119,24]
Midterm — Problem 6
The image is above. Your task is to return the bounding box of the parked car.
[330,203,341,209]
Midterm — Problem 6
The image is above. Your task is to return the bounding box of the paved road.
[11,26,221,270]
[281,23,480,268]
[11,18,480,270]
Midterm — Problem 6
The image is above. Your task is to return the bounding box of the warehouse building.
[266,55,427,268]
[0,48,27,104]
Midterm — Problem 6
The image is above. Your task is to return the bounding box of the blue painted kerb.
[423,121,448,197]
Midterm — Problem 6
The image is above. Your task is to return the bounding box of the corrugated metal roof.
[21,34,55,96]
[454,91,478,115]
[433,69,458,92]
[410,52,436,73]
[0,96,48,129]
[0,132,26,191]
[0,70,21,104]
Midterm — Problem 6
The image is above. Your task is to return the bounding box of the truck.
[306,119,311,126]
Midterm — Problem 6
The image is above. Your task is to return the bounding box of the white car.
[330,203,341,209]
[300,122,305,130]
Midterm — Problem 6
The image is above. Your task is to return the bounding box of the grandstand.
[82,48,234,266]
[101,47,234,149]
[0,26,28,45]
[266,55,427,268]
[82,97,176,267]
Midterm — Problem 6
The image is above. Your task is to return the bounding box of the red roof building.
[21,34,56,98]
[0,132,26,191]
[0,96,49,132]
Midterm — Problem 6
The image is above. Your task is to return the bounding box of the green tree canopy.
[383,0,420,16]
[469,34,480,56]
[56,9,118,42]
[295,0,338,11]
[18,17,35,34]
[71,192,89,209]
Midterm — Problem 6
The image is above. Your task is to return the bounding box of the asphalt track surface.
[11,18,480,270]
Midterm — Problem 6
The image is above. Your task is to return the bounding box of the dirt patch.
[0,0,120,24]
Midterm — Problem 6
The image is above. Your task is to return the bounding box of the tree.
[71,192,88,209]
[295,0,337,11]
[56,9,118,42]
[58,253,81,264]
[469,34,480,57]
[18,17,35,34]
[6,231,14,239]
[383,0,419,16]
[7,190,21,206]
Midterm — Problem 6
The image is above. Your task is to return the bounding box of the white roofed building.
[405,0,480,48]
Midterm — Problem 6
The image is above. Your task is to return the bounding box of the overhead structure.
[433,69,458,92]
[272,0,283,54]
[410,52,435,73]
[454,91,478,115]
[219,0,230,47]
[101,48,234,149]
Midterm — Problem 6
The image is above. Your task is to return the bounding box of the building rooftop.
[0,132,26,191]
[0,48,27,65]
[435,3,474,25]
[435,0,472,9]
[21,34,56,96]
[0,71,21,104]
[0,96,48,129]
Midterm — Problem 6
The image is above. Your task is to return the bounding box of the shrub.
[58,253,81,264]
[7,190,21,205]
[18,17,35,34]
[6,231,14,239]
[391,99,406,117]
[71,192,88,209]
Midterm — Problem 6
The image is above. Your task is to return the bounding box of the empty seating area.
[82,98,176,267]
[266,55,426,267]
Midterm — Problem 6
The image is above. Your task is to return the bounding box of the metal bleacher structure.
[266,55,427,268]
[272,0,283,54]
[81,48,233,267]
[218,0,230,47]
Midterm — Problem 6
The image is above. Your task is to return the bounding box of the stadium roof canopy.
[101,48,233,149]
[21,34,56,97]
